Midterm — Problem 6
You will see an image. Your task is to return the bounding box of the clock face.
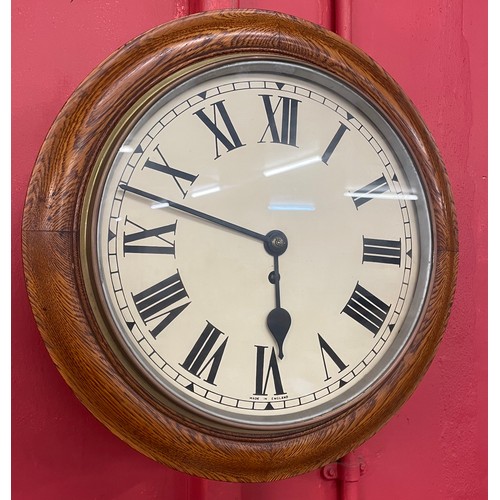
[88,59,432,430]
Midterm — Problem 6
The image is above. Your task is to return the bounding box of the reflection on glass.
[263,155,321,177]
[191,185,221,198]
[268,203,316,212]
[344,191,418,201]
[119,145,135,153]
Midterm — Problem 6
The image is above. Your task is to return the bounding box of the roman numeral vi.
[254,345,286,396]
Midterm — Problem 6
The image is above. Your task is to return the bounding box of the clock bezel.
[81,56,434,433]
[22,10,458,482]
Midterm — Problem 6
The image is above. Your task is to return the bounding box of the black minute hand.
[119,184,268,243]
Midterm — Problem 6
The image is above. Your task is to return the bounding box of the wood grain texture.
[22,10,458,482]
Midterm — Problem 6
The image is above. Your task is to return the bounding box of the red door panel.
[12,1,487,498]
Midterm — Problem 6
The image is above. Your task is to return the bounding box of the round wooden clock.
[22,10,458,482]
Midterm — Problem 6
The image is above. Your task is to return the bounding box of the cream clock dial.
[92,60,430,429]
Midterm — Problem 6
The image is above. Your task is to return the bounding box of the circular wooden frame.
[22,10,458,482]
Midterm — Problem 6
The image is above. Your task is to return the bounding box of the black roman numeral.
[254,345,285,396]
[318,334,348,381]
[143,145,198,198]
[362,237,401,266]
[259,95,300,146]
[342,283,390,335]
[351,175,390,209]
[123,216,176,256]
[321,122,350,164]
[194,100,245,159]
[132,271,190,338]
[180,322,228,385]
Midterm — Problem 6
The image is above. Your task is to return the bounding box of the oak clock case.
[22,10,458,482]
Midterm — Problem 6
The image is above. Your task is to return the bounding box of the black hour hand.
[267,253,291,359]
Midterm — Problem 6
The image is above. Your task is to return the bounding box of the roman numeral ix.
[123,217,177,256]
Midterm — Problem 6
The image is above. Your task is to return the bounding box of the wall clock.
[22,10,458,482]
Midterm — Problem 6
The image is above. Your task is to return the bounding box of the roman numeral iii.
[342,283,390,335]
[181,322,228,386]
[194,100,245,159]
[259,94,300,146]
[362,237,401,266]
[132,271,190,338]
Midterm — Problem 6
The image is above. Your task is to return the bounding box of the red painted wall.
[12,1,487,498]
